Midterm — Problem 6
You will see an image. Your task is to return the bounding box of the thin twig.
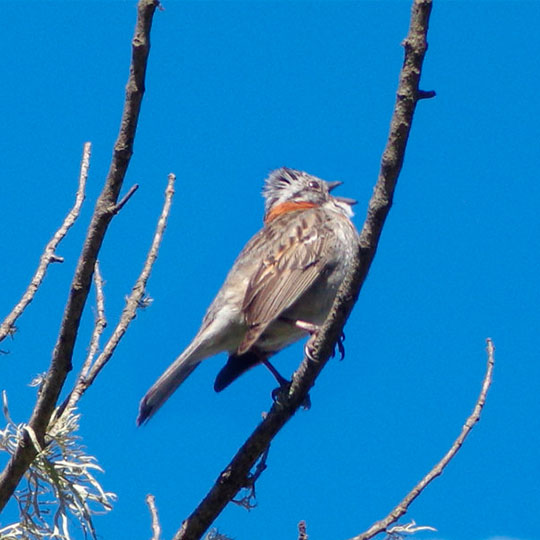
[51,261,107,422]
[146,494,162,540]
[349,339,495,540]
[297,520,308,540]
[0,0,160,511]
[172,2,434,539]
[114,184,140,214]
[61,173,175,413]
[82,261,107,381]
[232,444,270,509]
[386,520,436,537]
[0,142,91,343]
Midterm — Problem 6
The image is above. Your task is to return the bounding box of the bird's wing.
[238,208,333,354]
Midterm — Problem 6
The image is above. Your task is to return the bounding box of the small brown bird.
[137,167,358,424]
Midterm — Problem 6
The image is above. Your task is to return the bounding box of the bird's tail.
[137,342,205,425]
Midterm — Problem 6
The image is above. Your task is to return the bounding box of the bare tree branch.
[0,142,91,343]
[61,173,175,414]
[82,260,108,382]
[49,260,107,423]
[173,1,434,539]
[349,339,495,540]
[385,520,436,537]
[0,0,160,511]
[114,183,140,214]
[297,520,308,540]
[231,444,270,510]
[146,494,162,540]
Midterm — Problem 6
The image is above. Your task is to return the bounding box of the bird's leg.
[262,358,289,387]
[294,320,320,334]
[265,357,291,403]
[264,358,310,410]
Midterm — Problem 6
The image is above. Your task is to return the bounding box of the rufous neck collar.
[264,201,318,224]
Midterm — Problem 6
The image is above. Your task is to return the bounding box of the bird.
[137,167,359,425]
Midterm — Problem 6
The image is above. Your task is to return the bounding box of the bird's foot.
[300,392,311,410]
[271,381,290,403]
[304,338,318,362]
[333,331,346,360]
[263,357,293,404]
[295,320,321,362]
[271,381,311,410]
[302,327,346,361]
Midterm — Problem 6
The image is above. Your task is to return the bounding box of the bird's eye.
[308,180,320,190]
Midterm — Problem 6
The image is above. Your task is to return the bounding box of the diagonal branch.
[0,0,160,511]
[0,142,91,343]
[146,494,162,540]
[173,1,434,539]
[348,339,495,540]
[80,260,108,384]
[60,173,175,415]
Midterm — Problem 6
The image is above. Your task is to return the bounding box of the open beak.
[335,195,357,206]
[327,180,343,192]
[327,180,357,206]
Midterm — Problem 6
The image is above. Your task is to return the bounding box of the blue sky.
[1,2,539,540]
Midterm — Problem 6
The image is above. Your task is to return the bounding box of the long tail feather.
[137,342,205,425]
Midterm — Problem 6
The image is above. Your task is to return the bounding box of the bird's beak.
[327,180,357,206]
[335,195,357,206]
[327,181,343,192]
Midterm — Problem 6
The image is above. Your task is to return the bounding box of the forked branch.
[0,0,160,511]
[59,173,176,415]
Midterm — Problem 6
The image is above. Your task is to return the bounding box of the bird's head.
[262,167,356,221]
